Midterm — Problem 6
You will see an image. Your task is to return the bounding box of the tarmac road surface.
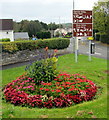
[67,38,109,60]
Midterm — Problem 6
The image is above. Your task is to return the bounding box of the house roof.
[0,19,13,30]
[14,32,29,39]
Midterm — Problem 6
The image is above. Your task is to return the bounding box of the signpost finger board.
[72,10,93,62]
[73,10,93,37]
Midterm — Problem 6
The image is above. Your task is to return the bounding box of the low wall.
[1,49,70,66]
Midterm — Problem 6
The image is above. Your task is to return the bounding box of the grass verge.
[2,53,108,118]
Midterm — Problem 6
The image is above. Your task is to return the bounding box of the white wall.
[0,30,14,41]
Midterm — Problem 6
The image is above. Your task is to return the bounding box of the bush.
[25,48,58,85]
[2,42,18,53]
[0,38,10,42]
[101,34,109,44]
[1,38,70,53]
[95,33,100,41]
[36,31,51,39]
[15,38,29,41]
[64,32,72,38]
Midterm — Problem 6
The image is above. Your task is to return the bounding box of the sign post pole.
[89,40,91,61]
[75,37,78,62]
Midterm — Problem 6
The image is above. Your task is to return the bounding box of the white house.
[54,28,72,36]
[0,19,14,41]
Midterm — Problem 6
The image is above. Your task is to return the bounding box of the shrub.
[1,38,70,53]
[25,47,58,84]
[101,34,109,44]
[2,42,18,53]
[64,32,72,38]
[95,33,100,41]
[36,31,51,39]
[15,38,29,41]
[0,38,10,42]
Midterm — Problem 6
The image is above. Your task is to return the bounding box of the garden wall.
[1,49,70,66]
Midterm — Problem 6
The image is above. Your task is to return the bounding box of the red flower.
[68,88,75,91]
[51,90,55,92]
[44,89,50,91]
[56,89,61,93]
[40,88,44,90]
[45,47,48,51]
[54,49,58,53]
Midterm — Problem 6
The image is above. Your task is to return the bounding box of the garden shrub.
[15,38,29,41]
[36,31,51,39]
[1,38,70,53]
[25,47,58,84]
[2,42,18,53]
[95,33,100,41]
[101,34,109,44]
[0,38,10,42]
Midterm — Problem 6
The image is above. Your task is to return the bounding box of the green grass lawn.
[2,53,108,119]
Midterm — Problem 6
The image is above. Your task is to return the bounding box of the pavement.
[1,39,109,70]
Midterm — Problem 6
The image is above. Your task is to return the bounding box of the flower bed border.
[3,73,97,109]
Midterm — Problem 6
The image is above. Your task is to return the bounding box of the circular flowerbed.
[3,73,97,108]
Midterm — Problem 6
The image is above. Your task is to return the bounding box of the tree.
[93,1,109,34]
[48,22,59,30]
[27,20,42,37]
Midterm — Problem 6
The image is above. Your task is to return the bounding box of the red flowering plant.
[3,72,98,108]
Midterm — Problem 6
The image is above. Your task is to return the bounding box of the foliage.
[0,38,10,42]
[94,32,109,44]
[13,20,48,37]
[3,73,97,108]
[2,42,18,53]
[101,33,109,44]
[93,1,109,34]
[25,47,58,84]
[94,33,100,41]
[1,38,70,53]
[64,32,72,38]
[36,31,51,39]
[48,22,60,30]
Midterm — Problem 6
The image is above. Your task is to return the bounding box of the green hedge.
[101,34,109,44]
[36,31,51,39]
[0,38,10,42]
[1,38,70,53]
[95,33,100,41]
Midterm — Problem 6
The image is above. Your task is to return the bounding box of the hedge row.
[0,38,10,42]
[0,38,70,53]
[95,33,109,44]
[101,34,109,44]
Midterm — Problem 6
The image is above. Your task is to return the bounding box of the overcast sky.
[0,0,99,24]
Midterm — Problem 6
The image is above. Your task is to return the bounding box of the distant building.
[54,28,72,36]
[0,19,14,41]
[14,32,29,40]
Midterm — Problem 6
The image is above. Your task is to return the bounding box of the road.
[2,38,109,70]
[67,38,109,60]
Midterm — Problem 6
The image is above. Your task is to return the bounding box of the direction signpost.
[73,10,93,62]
